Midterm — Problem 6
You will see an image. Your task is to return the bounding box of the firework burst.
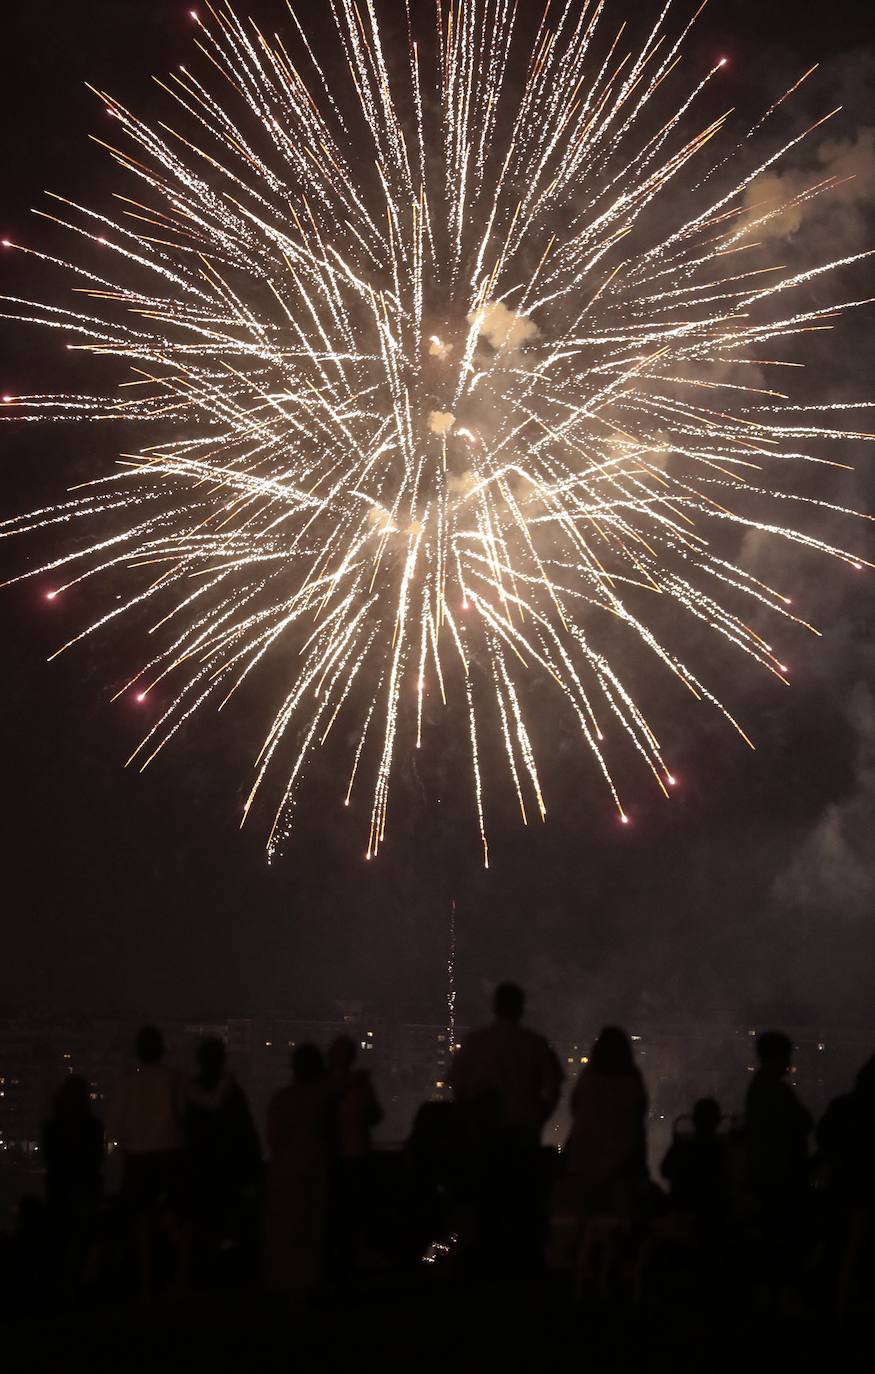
[1,0,872,863]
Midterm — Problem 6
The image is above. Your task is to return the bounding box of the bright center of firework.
[2,1,871,867]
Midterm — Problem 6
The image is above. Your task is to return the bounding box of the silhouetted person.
[42,1075,104,1297]
[265,1044,332,1293]
[450,984,563,1271]
[328,1035,383,1160]
[326,1035,383,1280]
[746,1031,812,1197]
[818,1053,875,1208]
[817,1053,875,1309]
[745,1030,812,1286]
[661,1098,730,1230]
[562,1027,649,1215]
[184,1037,261,1283]
[109,1025,184,1298]
[555,1028,649,1293]
[450,983,563,1140]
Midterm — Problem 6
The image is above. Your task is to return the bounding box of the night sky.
[1,1,873,1037]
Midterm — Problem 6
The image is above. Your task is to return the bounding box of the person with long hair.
[563,1027,648,1211]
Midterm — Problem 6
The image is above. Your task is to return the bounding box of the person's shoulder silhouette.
[661,1098,729,1219]
[327,1035,383,1159]
[746,1030,812,1194]
[565,1025,649,1191]
[450,982,563,1137]
[186,1036,260,1169]
[42,1075,104,1212]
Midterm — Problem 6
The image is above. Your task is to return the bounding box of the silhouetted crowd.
[4,985,875,1318]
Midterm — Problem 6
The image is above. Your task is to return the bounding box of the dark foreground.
[1,1273,872,1373]
[6,1005,875,1366]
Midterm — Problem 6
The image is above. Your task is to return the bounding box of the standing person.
[561,1027,649,1215]
[449,983,564,1271]
[326,1035,383,1280]
[746,1031,812,1198]
[660,1098,730,1230]
[745,1030,813,1288]
[557,1026,649,1291]
[42,1075,104,1297]
[264,1044,332,1294]
[817,1053,875,1310]
[109,1025,184,1299]
[184,1038,262,1285]
[450,983,564,1140]
[328,1035,383,1161]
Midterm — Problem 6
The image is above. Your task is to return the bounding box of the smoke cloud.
[428,409,455,435]
[468,300,540,353]
[743,127,875,245]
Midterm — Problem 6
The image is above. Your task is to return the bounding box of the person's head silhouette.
[692,1097,721,1137]
[494,982,525,1024]
[328,1034,357,1074]
[292,1043,325,1084]
[197,1036,227,1087]
[590,1026,636,1075]
[135,1025,164,1066]
[53,1074,92,1119]
[755,1030,793,1077]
